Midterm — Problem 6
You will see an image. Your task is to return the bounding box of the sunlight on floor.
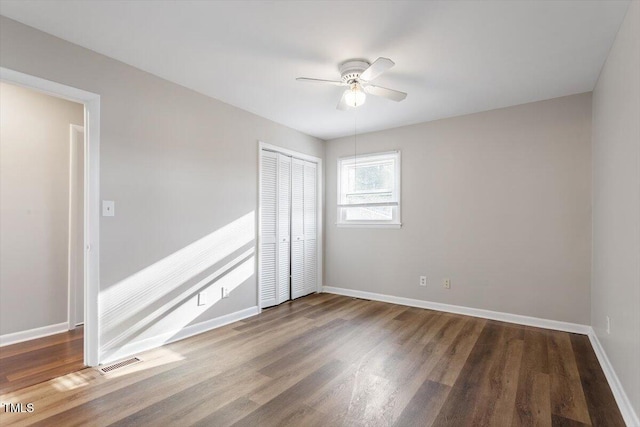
[51,371,94,392]
[100,347,186,379]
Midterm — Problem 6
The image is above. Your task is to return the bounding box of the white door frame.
[257,141,323,311]
[1,67,101,367]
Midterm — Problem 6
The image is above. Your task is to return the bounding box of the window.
[337,151,401,227]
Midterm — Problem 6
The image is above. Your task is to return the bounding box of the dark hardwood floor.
[0,326,84,395]
[0,294,624,426]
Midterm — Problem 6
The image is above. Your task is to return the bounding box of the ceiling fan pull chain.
[354,107,358,171]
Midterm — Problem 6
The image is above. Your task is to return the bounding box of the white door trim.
[1,67,101,367]
[257,141,323,311]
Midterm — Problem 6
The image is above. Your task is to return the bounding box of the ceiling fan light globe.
[344,87,366,107]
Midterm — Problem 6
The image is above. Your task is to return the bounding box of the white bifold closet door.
[260,151,291,308]
[261,150,317,308]
[291,159,317,299]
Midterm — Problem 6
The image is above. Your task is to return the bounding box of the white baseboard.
[322,286,591,334]
[100,306,259,365]
[588,329,640,427]
[0,322,69,347]
[170,306,259,343]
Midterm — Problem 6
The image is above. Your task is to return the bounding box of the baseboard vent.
[97,357,141,375]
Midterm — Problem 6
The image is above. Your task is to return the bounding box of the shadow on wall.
[100,212,255,362]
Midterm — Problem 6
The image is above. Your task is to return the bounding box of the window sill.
[336,223,402,229]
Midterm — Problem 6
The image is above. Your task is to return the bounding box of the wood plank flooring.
[0,327,84,395]
[0,294,624,426]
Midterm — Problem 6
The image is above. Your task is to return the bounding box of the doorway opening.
[0,67,100,373]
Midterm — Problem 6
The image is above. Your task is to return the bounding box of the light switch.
[102,200,115,217]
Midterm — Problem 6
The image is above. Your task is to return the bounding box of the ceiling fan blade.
[360,57,395,81]
[363,84,407,102]
[337,91,349,111]
[296,77,347,86]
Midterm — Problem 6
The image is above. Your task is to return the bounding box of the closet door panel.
[260,245,277,306]
[304,239,317,295]
[277,154,291,304]
[291,159,305,299]
[291,160,304,238]
[259,151,278,308]
[303,161,317,296]
[291,239,305,299]
[304,161,317,238]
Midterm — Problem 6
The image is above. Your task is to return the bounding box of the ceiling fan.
[296,57,407,110]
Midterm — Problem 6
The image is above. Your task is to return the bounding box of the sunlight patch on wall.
[102,250,254,357]
[141,255,254,342]
[99,212,255,356]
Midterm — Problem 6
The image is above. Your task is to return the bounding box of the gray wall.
[592,0,640,417]
[72,126,85,326]
[0,82,84,335]
[325,93,592,325]
[0,16,324,361]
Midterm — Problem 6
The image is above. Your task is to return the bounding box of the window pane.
[342,206,393,221]
[347,161,394,193]
[340,157,396,206]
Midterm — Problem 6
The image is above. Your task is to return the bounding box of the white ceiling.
[0,0,630,140]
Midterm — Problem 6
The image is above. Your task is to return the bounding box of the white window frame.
[337,150,401,228]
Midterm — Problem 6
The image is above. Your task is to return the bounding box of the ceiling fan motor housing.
[340,60,370,83]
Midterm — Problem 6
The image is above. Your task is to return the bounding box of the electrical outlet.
[606,316,611,334]
[419,276,427,287]
[222,287,230,299]
[443,278,451,289]
[197,292,207,306]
